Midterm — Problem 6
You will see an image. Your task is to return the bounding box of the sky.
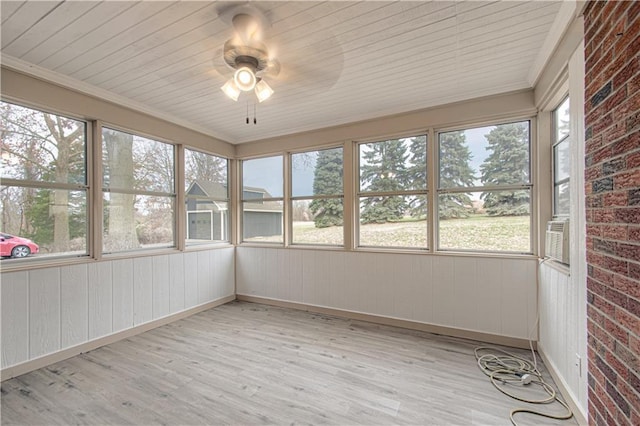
[242,124,524,198]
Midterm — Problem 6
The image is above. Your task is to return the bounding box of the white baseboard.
[538,344,588,425]
[236,294,533,349]
[1,295,236,381]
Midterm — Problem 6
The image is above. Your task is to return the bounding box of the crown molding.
[1,54,234,144]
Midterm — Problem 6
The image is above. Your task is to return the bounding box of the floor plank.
[1,301,577,425]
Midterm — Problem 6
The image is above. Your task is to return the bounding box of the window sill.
[539,258,570,275]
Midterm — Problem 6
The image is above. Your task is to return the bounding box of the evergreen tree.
[360,139,409,223]
[309,148,343,228]
[479,123,530,216]
[406,136,427,218]
[439,131,475,219]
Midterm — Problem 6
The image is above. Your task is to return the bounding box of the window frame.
[100,124,178,255]
[355,133,429,250]
[435,119,534,255]
[183,147,231,246]
[289,145,345,247]
[0,99,92,264]
[239,154,285,245]
[552,96,570,218]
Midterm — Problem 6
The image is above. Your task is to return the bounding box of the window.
[102,128,175,253]
[241,155,283,243]
[553,97,570,217]
[291,147,343,246]
[437,121,532,253]
[185,149,229,244]
[1,101,88,260]
[357,136,428,248]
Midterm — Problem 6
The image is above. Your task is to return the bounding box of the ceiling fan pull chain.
[254,103,257,125]
[246,100,249,124]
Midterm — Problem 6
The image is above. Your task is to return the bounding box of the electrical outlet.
[575,353,582,376]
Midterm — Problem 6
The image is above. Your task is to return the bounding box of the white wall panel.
[2,249,235,370]
[473,258,503,334]
[88,261,113,340]
[112,258,134,332]
[60,264,88,348]
[236,247,537,339]
[1,272,29,367]
[29,268,60,358]
[152,255,170,319]
[133,257,153,325]
[197,251,212,304]
[169,253,185,314]
[183,252,198,308]
[431,256,456,327]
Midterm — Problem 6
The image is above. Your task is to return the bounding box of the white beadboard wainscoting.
[538,262,588,421]
[1,247,235,376]
[236,247,538,343]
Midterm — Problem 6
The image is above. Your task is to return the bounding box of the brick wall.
[584,1,640,425]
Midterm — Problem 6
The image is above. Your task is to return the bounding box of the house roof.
[186,180,280,213]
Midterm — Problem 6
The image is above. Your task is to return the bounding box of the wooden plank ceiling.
[1,1,563,144]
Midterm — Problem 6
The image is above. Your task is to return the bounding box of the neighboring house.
[185,181,282,240]
[241,186,283,239]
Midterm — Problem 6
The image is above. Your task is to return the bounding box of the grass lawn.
[284,215,530,252]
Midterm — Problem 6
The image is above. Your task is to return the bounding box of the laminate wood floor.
[1,301,577,425]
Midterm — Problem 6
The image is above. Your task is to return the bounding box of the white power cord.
[475,346,573,425]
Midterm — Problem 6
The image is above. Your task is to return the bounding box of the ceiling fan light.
[255,79,274,102]
[234,66,256,91]
[221,79,240,101]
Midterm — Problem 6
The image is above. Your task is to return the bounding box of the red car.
[0,233,39,258]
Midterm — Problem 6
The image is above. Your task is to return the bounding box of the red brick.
[606,349,630,380]
[630,334,640,356]
[629,0,640,25]
[587,133,605,154]
[628,296,640,318]
[629,72,640,95]
[616,242,640,262]
[604,190,629,206]
[604,254,629,275]
[614,57,639,91]
[588,250,608,268]
[626,151,640,168]
[615,340,640,375]
[589,302,606,326]
[606,286,630,309]
[587,165,604,181]
[620,381,640,416]
[593,111,615,135]
[602,224,627,239]
[588,274,607,295]
[632,262,640,280]
[594,320,616,349]
[614,207,640,224]
[593,208,615,223]
[595,292,617,318]
[614,169,640,190]
[605,121,632,145]
[593,145,615,165]
[613,274,640,299]
[616,309,640,338]
[612,90,640,125]
[611,131,640,156]
[629,226,640,242]
[615,28,640,58]
[590,224,604,237]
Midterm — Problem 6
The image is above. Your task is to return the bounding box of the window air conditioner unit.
[545,219,570,265]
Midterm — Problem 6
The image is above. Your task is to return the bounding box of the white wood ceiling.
[1,1,563,144]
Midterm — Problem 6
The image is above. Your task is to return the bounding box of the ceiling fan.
[218,7,280,103]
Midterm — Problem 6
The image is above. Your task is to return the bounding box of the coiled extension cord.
[474,346,573,425]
